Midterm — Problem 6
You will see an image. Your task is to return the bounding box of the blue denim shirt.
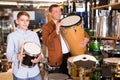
[6,28,41,79]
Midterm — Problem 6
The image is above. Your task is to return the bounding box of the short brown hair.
[49,4,59,12]
[17,11,30,19]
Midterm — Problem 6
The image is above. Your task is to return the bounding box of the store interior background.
[1,0,120,79]
[0,0,90,55]
[0,0,91,79]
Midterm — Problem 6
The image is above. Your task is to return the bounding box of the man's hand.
[56,21,63,34]
[80,38,89,48]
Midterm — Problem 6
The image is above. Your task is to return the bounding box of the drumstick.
[20,41,24,54]
[18,41,24,68]
[33,28,40,33]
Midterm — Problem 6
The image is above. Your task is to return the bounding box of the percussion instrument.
[89,40,101,52]
[22,42,41,68]
[67,54,98,80]
[48,73,69,80]
[103,58,120,78]
[1,59,11,72]
[60,15,86,56]
[106,50,120,57]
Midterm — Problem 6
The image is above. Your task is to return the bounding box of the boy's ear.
[15,20,18,25]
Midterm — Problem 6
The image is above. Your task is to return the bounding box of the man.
[42,4,89,76]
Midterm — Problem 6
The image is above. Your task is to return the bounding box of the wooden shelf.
[92,2,120,10]
[90,36,119,49]
[90,36,120,40]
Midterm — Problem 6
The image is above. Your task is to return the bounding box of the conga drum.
[21,42,41,68]
[60,15,86,56]
[103,58,120,79]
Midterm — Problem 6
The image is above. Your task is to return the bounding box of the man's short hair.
[49,4,59,12]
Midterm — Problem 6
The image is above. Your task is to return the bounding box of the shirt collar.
[16,28,29,34]
[52,19,60,24]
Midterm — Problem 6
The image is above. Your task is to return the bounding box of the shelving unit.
[91,2,120,40]
[90,2,120,49]
[90,36,120,40]
[92,2,120,10]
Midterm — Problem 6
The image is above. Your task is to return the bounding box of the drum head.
[73,54,98,68]
[61,15,82,28]
[24,42,41,56]
[48,73,69,80]
[104,58,120,64]
[73,54,98,63]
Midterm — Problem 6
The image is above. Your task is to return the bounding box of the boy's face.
[16,15,30,31]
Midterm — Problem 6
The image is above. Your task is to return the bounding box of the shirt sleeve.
[34,32,41,46]
[33,32,44,59]
[6,35,18,63]
[42,25,59,46]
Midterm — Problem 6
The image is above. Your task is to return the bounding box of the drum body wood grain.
[67,54,98,80]
[103,58,120,78]
[60,15,86,56]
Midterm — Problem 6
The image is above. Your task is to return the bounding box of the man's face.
[50,7,62,21]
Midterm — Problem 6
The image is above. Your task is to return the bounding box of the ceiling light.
[0,1,17,5]
[21,0,67,3]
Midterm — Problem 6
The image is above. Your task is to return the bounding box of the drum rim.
[73,54,98,64]
[107,50,120,54]
[103,57,120,64]
[61,15,82,28]
[24,52,40,56]
[23,42,41,56]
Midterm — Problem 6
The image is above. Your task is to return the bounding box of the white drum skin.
[22,42,41,68]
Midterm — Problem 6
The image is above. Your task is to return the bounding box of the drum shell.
[21,42,41,67]
[61,23,86,56]
[103,58,120,78]
[22,54,39,68]
[67,55,97,80]
[107,50,120,57]
[0,59,12,72]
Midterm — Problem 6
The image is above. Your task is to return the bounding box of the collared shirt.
[6,28,41,79]
[60,34,69,54]
[52,20,69,54]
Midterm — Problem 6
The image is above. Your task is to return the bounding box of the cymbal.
[33,29,40,32]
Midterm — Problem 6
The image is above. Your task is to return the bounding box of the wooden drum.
[60,15,86,56]
[103,58,120,78]
[67,54,98,80]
